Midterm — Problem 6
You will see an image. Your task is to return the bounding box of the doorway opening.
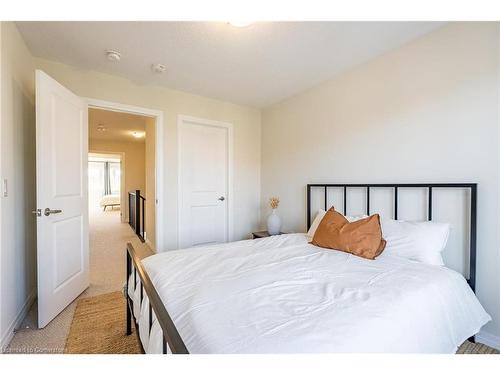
[87,107,156,295]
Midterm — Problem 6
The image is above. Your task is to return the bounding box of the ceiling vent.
[151,63,166,73]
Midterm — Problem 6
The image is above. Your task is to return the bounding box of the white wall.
[0,22,36,350]
[261,22,500,342]
[35,57,262,251]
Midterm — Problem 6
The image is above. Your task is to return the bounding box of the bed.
[125,183,491,353]
[100,194,120,211]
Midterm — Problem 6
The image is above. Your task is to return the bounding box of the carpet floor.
[5,209,153,354]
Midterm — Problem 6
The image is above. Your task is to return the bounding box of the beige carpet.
[64,291,141,354]
[5,209,153,354]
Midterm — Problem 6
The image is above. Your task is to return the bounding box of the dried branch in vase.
[269,197,280,209]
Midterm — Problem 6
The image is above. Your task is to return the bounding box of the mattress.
[129,233,490,353]
[100,194,120,206]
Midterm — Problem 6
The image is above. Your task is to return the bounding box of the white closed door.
[178,117,231,249]
[36,70,89,328]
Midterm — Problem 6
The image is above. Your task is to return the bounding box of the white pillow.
[380,219,450,266]
[307,209,368,238]
[307,209,326,238]
[346,214,369,222]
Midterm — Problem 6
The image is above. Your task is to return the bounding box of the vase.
[267,209,281,235]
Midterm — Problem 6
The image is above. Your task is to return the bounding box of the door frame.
[177,115,234,248]
[85,98,165,252]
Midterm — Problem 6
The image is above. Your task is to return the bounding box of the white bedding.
[131,233,490,353]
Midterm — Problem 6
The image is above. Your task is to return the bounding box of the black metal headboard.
[306,183,477,291]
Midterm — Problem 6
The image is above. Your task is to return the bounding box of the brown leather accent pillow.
[375,239,387,258]
[311,207,386,260]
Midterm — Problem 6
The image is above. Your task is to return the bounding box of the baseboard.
[476,330,500,350]
[0,288,36,352]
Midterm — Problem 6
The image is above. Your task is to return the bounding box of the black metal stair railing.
[128,189,146,242]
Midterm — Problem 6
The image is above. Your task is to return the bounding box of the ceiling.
[89,108,147,143]
[17,22,444,108]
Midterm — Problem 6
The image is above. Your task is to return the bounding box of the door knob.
[218,196,225,201]
[44,208,62,216]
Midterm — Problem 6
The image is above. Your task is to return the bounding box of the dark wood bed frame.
[125,183,478,353]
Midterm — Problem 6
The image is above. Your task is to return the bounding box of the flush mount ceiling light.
[105,49,121,62]
[96,124,107,132]
[228,21,254,28]
[132,131,145,138]
[151,63,166,73]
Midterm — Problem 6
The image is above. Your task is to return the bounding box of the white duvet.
[134,233,490,353]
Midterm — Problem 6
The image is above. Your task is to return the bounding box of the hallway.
[6,209,153,353]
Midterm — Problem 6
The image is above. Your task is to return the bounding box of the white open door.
[35,70,89,328]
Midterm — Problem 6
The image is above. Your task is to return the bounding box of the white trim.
[177,115,234,248]
[476,330,500,351]
[1,289,36,352]
[85,98,165,252]
[0,23,3,353]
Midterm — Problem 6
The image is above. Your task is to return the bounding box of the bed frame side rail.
[126,242,189,354]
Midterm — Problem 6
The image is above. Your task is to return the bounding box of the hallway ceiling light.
[106,49,121,62]
[132,131,145,138]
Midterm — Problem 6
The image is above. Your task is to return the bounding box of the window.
[88,157,121,210]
